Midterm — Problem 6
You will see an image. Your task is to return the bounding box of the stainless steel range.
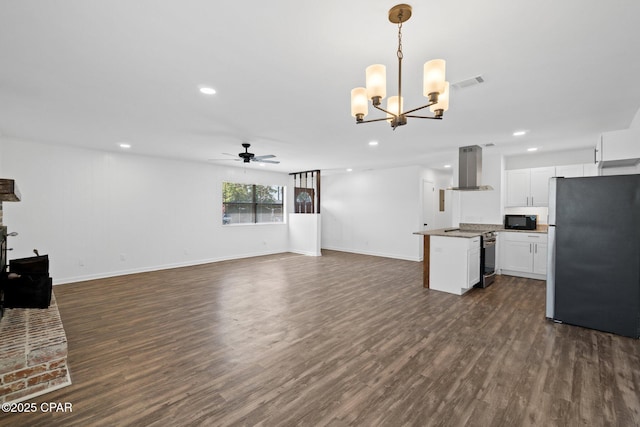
[477,231,496,288]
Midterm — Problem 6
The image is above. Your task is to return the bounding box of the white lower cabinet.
[499,232,547,280]
[430,236,481,295]
[468,244,481,287]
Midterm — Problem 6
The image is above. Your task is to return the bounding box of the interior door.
[422,180,435,230]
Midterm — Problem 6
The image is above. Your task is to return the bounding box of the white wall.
[321,165,423,261]
[420,168,453,230]
[505,148,595,170]
[630,107,640,129]
[0,137,290,284]
[456,150,504,225]
[288,213,321,256]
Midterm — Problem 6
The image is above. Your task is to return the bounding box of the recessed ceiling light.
[118,143,131,149]
[368,141,379,146]
[527,147,538,152]
[199,87,216,95]
[513,130,527,136]
[443,164,452,168]
[346,168,353,172]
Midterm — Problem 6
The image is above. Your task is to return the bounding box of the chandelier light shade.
[430,81,449,114]
[350,4,450,129]
[386,96,403,119]
[365,64,387,100]
[350,87,369,118]
[423,59,446,96]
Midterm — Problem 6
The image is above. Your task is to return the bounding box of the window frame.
[222,182,285,226]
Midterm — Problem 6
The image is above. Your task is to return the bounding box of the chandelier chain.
[397,21,403,60]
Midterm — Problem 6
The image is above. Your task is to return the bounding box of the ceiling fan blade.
[253,159,280,164]
[208,158,240,162]
[253,154,276,160]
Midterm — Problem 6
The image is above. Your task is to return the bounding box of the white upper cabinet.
[582,163,598,177]
[555,164,584,178]
[507,164,600,207]
[529,167,555,206]
[597,129,640,167]
[505,167,555,207]
[555,163,599,178]
[505,169,530,207]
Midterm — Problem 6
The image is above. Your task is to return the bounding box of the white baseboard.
[53,250,288,285]
[499,270,547,281]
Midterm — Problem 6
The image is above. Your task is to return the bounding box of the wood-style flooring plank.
[1,250,639,426]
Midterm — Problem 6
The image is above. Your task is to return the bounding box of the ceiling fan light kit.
[350,4,450,130]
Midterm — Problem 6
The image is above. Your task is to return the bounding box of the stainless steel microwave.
[504,214,537,230]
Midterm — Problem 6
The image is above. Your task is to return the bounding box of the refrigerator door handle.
[548,178,557,226]
[546,225,555,319]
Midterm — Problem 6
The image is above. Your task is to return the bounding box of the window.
[222,182,284,225]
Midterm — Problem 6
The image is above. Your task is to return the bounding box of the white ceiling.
[1,1,639,174]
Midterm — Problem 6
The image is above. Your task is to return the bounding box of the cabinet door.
[530,167,555,206]
[555,164,583,178]
[582,163,598,177]
[601,129,640,162]
[467,247,480,288]
[505,169,530,207]
[501,240,534,273]
[595,136,603,163]
[532,243,547,275]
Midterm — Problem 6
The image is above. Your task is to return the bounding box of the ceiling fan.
[209,143,280,164]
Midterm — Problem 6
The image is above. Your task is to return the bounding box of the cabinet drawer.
[501,232,547,243]
[468,237,481,248]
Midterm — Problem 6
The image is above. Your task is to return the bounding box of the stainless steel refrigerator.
[547,175,640,338]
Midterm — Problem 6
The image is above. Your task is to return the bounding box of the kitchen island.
[414,227,484,295]
[415,224,548,294]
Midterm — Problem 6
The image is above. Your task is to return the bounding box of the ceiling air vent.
[451,75,484,90]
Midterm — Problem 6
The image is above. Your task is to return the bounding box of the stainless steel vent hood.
[450,145,493,191]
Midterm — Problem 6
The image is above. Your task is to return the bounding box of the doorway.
[422,180,435,231]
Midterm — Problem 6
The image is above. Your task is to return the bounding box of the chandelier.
[350,4,449,129]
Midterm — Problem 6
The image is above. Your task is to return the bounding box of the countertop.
[501,225,548,234]
[413,224,548,238]
[413,228,484,238]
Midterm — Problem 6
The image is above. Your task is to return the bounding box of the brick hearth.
[0,292,71,403]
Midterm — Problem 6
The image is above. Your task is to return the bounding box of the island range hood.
[449,145,493,191]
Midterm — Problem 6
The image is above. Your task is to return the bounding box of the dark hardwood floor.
[2,250,639,426]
